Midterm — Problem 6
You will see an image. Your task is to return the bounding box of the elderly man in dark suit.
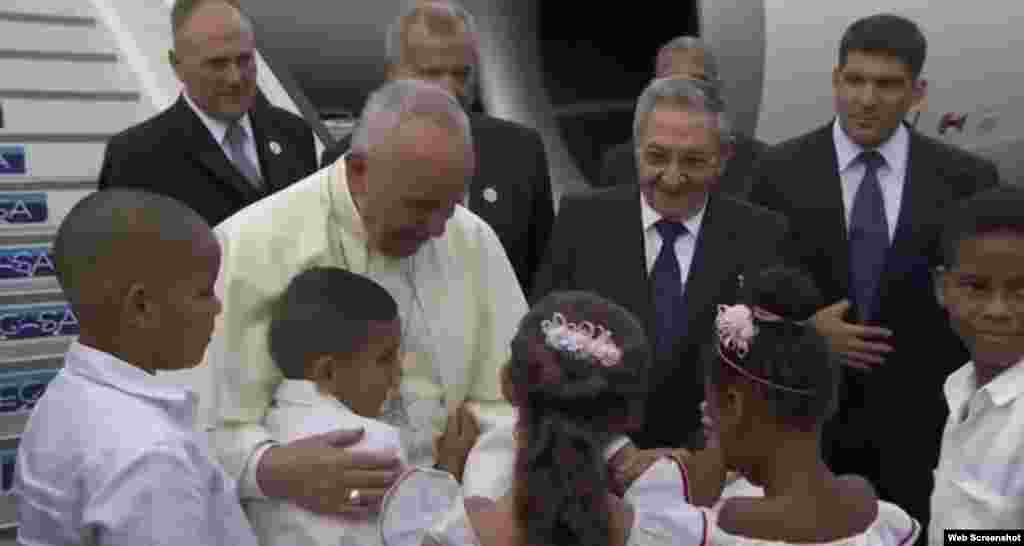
[534,76,789,451]
[98,0,317,226]
[320,2,554,299]
[595,36,766,198]
[748,14,1000,542]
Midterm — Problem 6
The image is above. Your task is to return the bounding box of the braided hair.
[705,266,838,427]
[507,291,650,546]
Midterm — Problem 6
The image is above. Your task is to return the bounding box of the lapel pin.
[483,187,498,203]
[269,141,282,155]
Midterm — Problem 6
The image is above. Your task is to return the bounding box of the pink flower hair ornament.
[540,312,623,368]
[715,304,815,395]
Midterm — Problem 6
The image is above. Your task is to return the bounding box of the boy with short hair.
[931,185,1024,542]
[13,189,257,545]
[246,266,476,546]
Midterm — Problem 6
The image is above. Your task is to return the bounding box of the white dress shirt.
[13,341,258,546]
[641,194,706,286]
[207,158,525,500]
[183,92,263,181]
[929,358,1024,544]
[832,118,909,242]
[245,379,404,546]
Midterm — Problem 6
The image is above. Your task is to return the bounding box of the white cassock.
[204,158,526,500]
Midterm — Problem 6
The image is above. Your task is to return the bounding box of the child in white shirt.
[246,266,477,546]
[14,189,258,546]
[930,186,1024,542]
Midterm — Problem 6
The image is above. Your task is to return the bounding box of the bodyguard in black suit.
[98,0,317,227]
[534,77,789,450]
[749,14,1000,542]
[321,2,554,298]
[595,36,767,197]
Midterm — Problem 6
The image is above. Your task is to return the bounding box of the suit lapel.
[813,124,853,298]
[891,131,939,256]
[250,106,288,193]
[465,115,486,211]
[674,197,735,355]
[172,96,264,203]
[600,186,654,335]
[879,130,942,291]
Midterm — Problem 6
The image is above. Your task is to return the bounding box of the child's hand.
[433,403,480,482]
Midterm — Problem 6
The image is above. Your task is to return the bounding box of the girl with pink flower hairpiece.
[686,267,920,546]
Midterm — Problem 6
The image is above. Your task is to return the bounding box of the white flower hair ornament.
[540,312,623,368]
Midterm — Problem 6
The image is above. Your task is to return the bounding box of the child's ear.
[123,282,153,328]
[308,355,336,385]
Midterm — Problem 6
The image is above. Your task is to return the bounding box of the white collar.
[329,156,369,241]
[182,91,255,147]
[640,193,707,236]
[65,341,194,407]
[945,357,1024,412]
[274,378,359,416]
[832,117,909,175]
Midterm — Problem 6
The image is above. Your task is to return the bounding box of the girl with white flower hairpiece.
[688,266,921,546]
[375,291,723,546]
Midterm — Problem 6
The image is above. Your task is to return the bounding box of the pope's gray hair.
[350,79,472,156]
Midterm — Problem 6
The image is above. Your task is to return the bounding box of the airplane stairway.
[0,1,315,535]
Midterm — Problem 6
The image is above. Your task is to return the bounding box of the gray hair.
[350,79,472,155]
[655,35,720,83]
[385,1,479,65]
[632,76,732,145]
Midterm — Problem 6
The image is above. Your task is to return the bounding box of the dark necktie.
[848,150,889,322]
[651,220,688,362]
[225,120,264,191]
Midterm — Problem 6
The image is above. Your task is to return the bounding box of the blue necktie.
[651,220,688,362]
[225,121,263,191]
[848,150,889,322]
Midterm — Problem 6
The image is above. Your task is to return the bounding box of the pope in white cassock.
[203,79,528,518]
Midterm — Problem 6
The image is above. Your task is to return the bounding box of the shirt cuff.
[239,441,278,500]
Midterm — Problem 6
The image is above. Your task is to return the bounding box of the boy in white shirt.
[931,185,1024,543]
[13,189,258,545]
[246,266,478,546]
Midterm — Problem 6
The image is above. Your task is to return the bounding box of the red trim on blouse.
[668,455,692,503]
[699,509,710,546]
[898,516,920,546]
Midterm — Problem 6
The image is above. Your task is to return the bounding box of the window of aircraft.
[537,4,699,185]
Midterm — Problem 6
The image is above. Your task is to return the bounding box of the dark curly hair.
[704,266,838,428]
[507,291,650,546]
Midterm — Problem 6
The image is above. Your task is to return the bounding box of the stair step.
[0,89,139,102]
[0,98,148,134]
